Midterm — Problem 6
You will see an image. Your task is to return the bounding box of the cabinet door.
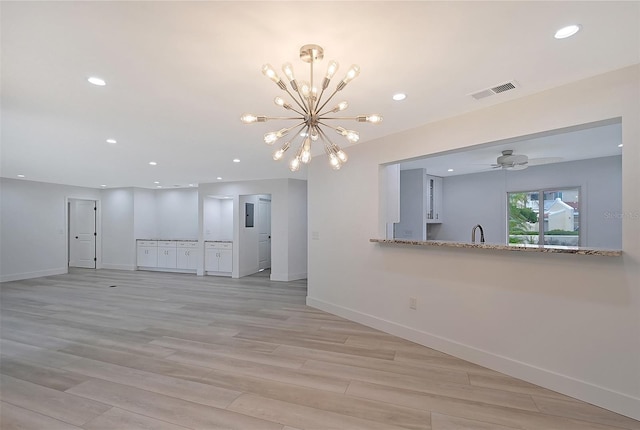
[186,249,199,270]
[432,176,443,222]
[158,247,177,268]
[204,248,218,271]
[177,248,199,270]
[426,175,443,224]
[137,246,158,267]
[218,249,233,273]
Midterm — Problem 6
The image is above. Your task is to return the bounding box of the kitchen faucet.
[472,224,485,243]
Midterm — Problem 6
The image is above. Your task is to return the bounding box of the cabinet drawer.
[177,241,198,248]
[137,240,157,247]
[158,241,177,248]
[206,242,232,250]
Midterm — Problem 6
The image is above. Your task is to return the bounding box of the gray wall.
[0,178,101,281]
[430,155,622,249]
[394,169,426,240]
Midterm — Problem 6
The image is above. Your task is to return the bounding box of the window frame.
[506,186,582,247]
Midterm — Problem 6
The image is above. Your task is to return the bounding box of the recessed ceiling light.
[554,24,581,39]
[217,177,223,180]
[618,143,623,148]
[100,184,107,187]
[233,159,240,163]
[17,174,25,178]
[154,181,160,184]
[157,185,162,188]
[106,139,117,144]
[149,161,157,166]
[447,168,454,172]
[392,93,407,101]
[88,76,106,86]
[189,184,196,187]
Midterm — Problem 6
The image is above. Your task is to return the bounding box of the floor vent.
[470,80,519,100]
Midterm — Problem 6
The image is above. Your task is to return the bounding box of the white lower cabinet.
[177,242,199,270]
[136,241,158,267]
[157,241,177,269]
[136,240,197,273]
[205,242,233,276]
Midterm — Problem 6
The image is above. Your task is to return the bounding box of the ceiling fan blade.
[527,157,564,166]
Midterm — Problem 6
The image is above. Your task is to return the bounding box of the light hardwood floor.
[1,269,638,430]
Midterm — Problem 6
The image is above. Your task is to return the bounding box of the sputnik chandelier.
[241,44,382,171]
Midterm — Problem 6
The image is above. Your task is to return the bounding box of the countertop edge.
[369,239,622,257]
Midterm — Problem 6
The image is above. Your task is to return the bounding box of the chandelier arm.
[283,87,309,114]
[316,125,338,147]
[315,88,339,114]
[316,120,340,132]
[314,87,328,116]
[318,116,358,121]
[264,116,306,121]
[286,105,307,117]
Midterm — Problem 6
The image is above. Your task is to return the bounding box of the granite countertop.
[370,238,622,257]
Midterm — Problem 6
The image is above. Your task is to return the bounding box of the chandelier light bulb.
[300,81,311,98]
[336,126,360,143]
[357,114,383,124]
[336,149,348,163]
[274,97,292,110]
[241,114,258,124]
[310,129,319,141]
[329,153,340,167]
[263,128,289,145]
[301,148,312,164]
[282,62,296,81]
[325,61,339,80]
[337,101,348,111]
[342,64,361,85]
[367,114,383,124]
[289,156,301,172]
[273,141,290,161]
[262,64,282,84]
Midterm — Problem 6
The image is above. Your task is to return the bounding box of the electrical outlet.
[409,297,417,310]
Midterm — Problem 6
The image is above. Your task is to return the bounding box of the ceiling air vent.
[469,80,519,100]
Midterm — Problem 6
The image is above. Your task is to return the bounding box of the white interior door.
[258,199,271,270]
[69,199,96,268]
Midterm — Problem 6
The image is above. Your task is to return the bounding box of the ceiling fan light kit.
[241,44,383,171]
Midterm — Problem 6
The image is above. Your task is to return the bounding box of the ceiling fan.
[491,150,563,170]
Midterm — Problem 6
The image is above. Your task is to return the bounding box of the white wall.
[203,198,233,241]
[102,188,135,270]
[0,178,100,281]
[133,188,157,240]
[430,156,622,248]
[287,180,308,281]
[155,188,198,240]
[198,179,307,281]
[307,65,640,420]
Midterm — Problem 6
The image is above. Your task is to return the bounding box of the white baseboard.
[1,267,67,283]
[271,272,307,282]
[306,296,640,421]
[101,264,136,271]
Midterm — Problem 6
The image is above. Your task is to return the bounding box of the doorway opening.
[238,194,271,277]
[68,199,97,268]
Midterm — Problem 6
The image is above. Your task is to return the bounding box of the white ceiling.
[1,1,638,189]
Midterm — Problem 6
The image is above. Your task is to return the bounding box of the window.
[508,188,580,247]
